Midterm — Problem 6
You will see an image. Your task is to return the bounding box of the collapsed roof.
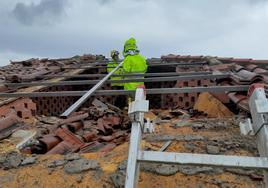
[0,54,267,187]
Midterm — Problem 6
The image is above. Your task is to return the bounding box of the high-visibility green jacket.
[123,54,147,90]
[107,60,123,87]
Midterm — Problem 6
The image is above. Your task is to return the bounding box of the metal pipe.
[0,62,206,72]
[60,61,124,117]
[61,62,207,69]
[36,71,213,79]
[5,74,230,88]
[0,86,249,98]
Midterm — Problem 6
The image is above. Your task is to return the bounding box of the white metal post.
[249,85,268,186]
[125,120,142,188]
[125,88,149,188]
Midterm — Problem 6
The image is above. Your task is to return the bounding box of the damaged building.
[0,54,268,188]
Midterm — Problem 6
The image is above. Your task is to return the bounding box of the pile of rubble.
[0,54,105,84]
[21,99,130,155]
[0,108,263,187]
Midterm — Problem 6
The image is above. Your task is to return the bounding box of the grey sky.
[0,0,268,65]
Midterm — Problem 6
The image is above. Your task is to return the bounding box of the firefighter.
[107,50,125,108]
[107,50,123,88]
[122,37,148,91]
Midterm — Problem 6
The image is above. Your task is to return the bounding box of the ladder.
[125,86,268,188]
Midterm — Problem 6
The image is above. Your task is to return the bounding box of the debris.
[206,145,220,154]
[118,160,127,170]
[0,98,36,119]
[184,143,196,152]
[110,170,126,188]
[140,162,159,173]
[80,142,105,153]
[250,173,264,181]
[140,163,179,176]
[37,116,59,125]
[46,141,74,155]
[192,123,205,131]
[192,119,230,131]
[39,134,61,151]
[64,158,100,174]
[194,92,234,118]
[105,102,123,114]
[0,114,20,140]
[0,152,23,169]
[155,164,179,176]
[159,141,172,152]
[67,122,83,133]
[178,166,222,175]
[154,119,171,124]
[159,111,173,120]
[225,168,263,180]
[0,54,266,187]
[64,153,81,161]
[83,120,95,129]
[21,156,37,166]
[145,134,206,142]
[172,120,191,128]
[184,135,205,141]
[145,135,175,142]
[57,113,89,126]
[47,159,66,168]
[49,128,84,154]
[170,109,189,116]
[99,143,117,153]
[82,131,97,142]
[92,99,108,112]
[12,130,37,150]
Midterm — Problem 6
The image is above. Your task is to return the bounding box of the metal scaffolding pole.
[61,62,207,69]
[0,85,250,98]
[60,61,124,117]
[35,71,213,79]
[4,74,230,88]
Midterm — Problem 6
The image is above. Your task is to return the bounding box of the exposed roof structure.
[0,54,267,187]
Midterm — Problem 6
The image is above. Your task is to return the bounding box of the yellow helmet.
[111,50,119,58]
